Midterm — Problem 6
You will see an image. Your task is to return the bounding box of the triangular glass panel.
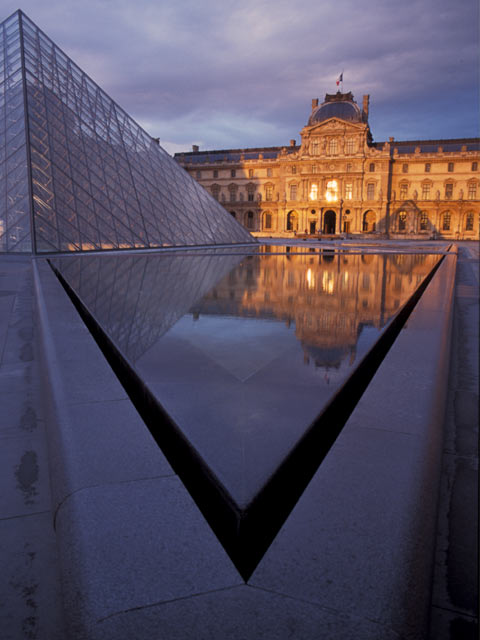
[0,9,255,254]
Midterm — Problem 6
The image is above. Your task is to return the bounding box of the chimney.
[362,94,370,119]
[290,139,296,147]
[312,98,319,110]
[192,144,199,152]
[389,136,395,143]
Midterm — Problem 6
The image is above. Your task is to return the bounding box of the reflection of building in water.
[191,251,440,367]
[52,251,244,361]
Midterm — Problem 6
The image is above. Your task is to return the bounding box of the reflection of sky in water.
[52,249,441,508]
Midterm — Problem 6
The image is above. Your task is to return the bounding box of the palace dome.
[308,92,364,126]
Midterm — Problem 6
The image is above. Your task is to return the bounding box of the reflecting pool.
[51,248,441,508]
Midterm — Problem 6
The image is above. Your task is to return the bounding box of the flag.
[336,72,343,86]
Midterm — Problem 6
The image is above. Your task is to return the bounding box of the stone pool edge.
[33,249,457,640]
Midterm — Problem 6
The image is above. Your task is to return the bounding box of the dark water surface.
[52,248,440,508]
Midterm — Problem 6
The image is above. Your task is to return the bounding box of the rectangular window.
[196,170,201,179]
[422,184,431,199]
[345,182,353,199]
[290,184,297,200]
[448,162,454,172]
[346,140,355,154]
[346,163,352,172]
[311,165,318,173]
[425,163,431,172]
[213,169,218,178]
[267,168,273,177]
[311,141,319,155]
[248,169,254,178]
[402,163,408,173]
[367,183,375,199]
[329,139,338,155]
[400,183,408,199]
[445,183,453,199]
[292,165,297,174]
[472,162,478,171]
[265,185,273,201]
[229,192,236,202]
[442,213,451,230]
[231,169,236,178]
[468,183,477,199]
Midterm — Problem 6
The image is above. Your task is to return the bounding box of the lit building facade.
[175,91,479,240]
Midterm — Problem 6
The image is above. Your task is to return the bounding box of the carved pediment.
[305,118,366,134]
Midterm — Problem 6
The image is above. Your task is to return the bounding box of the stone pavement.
[429,242,479,639]
[0,241,477,639]
[0,256,64,640]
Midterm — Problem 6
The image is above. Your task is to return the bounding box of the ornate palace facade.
[174,91,479,240]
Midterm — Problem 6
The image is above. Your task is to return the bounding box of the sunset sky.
[2,0,478,154]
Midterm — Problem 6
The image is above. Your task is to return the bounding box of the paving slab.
[55,477,242,639]
[0,512,64,640]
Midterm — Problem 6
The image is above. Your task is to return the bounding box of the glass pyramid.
[0,10,255,253]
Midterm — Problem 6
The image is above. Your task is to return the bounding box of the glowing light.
[306,268,315,289]
[325,180,338,202]
[322,271,334,294]
[309,183,318,200]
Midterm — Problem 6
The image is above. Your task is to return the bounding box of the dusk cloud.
[2,0,478,153]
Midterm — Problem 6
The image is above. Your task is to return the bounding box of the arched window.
[442,212,451,231]
[329,139,338,155]
[211,184,220,200]
[419,211,429,230]
[465,212,474,231]
[398,211,407,231]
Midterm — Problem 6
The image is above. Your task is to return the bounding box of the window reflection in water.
[52,249,441,373]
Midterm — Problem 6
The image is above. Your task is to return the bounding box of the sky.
[1,0,478,155]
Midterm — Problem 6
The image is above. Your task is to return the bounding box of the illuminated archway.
[323,210,336,234]
[362,210,376,232]
[287,210,298,231]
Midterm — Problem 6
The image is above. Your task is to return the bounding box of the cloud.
[3,0,478,147]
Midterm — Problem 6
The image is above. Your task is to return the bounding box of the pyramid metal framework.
[0,10,254,253]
